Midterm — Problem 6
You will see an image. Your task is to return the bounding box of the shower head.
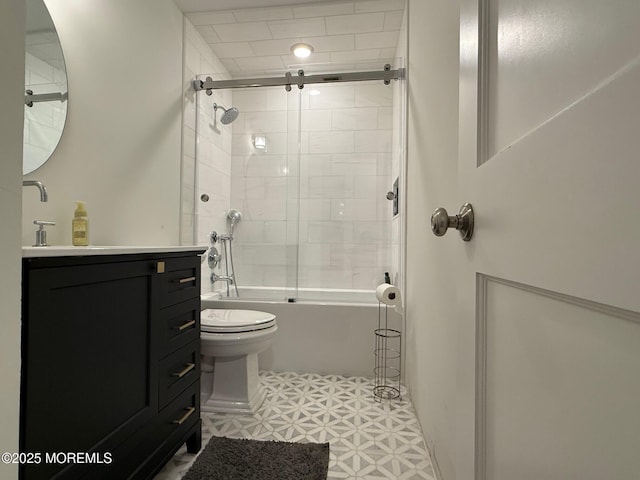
[227,209,242,235]
[213,103,239,125]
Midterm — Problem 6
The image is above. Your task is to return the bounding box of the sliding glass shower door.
[195,63,405,303]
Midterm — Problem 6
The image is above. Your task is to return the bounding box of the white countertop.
[22,245,207,258]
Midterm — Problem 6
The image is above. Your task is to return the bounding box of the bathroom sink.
[22,245,207,258]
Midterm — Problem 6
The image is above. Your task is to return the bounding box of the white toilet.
[200,309,277,414]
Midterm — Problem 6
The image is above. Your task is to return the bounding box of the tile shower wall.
[182,18,232,294]
[231,81,397,291]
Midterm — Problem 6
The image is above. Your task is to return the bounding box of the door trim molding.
[475,273,640,480]
[476,0,490,166]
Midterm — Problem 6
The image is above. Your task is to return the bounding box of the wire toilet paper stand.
[373,302,402,401]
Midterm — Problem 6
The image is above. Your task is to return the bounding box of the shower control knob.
[208,247,221,269]
[430,203,474,241]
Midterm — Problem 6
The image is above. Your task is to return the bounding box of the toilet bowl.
[200,308,277,414]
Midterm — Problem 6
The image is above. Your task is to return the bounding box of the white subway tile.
[384,11,405,31]
[307,221,354,243]
[352,267,381,289]
[187,12,236,26]
[331,107,379,130]
[330,244,377,267]
[194,25,221,44]
[355,130,392,153]
[235,55,286,72]
[298,266,354,289]
[220,58,241,74]
[355,31,400,50]
[299,199,332,220]
[331,49,381,64]
[300,154,333,177]
[261,266,288,287]
[211,42,255,59]
[354,221,391,244]
[300,34,355,52]
[233,89,267,112]
[298,244,332,266]
[308,175,354,198]
[184,40,201,75]
[309,85,355,109]
[309,131,354,154]
[377,106,393,130]
[268,17,326,39]
[355,83,393,106]
[245,197,287,221]
[183,126,196,159]
[249,38,297,57]
[243,110,288,133]
[266,88,288,111]
[331,199,377,221]
[212,145,231,176]
[331,153,377,175]
[244,177,266,199]
[264,221,287,244]
[293,3,353,18]
[300,109,333,131]
[355,0,406,13]
[354,176,377,199]
[233,6,293,22]
[325,13,385,35]
[213,22,272,42]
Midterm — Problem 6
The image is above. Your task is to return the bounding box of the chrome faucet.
[211,272,235,285]
[22,180,48,202]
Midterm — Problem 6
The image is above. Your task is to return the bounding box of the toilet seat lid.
[201,309,276,333]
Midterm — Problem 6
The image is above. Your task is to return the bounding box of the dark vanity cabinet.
[20,250,205,480]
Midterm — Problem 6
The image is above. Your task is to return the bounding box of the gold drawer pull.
[172,363,195,379]
[177,320,196,331]
[177,276,196,284]
[172,407,195,425]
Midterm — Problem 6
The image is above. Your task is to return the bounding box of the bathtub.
[201,289,403,378]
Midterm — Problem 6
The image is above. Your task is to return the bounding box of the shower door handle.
[430,203,474,241]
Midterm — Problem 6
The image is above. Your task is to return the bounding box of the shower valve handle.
[208,247,221,269]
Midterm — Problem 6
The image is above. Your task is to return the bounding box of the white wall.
[22,0,184,247]
[405,1,460,479]
[0,0,25,476]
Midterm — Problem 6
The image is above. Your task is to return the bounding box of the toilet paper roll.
[376,283,401,307]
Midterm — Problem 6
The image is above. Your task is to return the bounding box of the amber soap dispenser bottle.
[72,201,89,246]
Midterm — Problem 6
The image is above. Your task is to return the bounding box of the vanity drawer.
[159,341,200,409]
[159,298,200,356]
[157,256,200,307]
[157,382,200,445]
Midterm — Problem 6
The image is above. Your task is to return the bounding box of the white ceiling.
[174,0,338,13]
[176,0,406,77]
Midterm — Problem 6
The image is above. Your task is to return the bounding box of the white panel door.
[456,1,640,479]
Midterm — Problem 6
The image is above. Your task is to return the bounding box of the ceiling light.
[291,43,314,58]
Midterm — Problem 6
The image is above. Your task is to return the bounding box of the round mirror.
[24,0,68,175]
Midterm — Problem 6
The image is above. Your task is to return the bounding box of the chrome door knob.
[430,203,474,241]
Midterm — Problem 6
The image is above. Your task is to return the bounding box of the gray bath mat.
[182,436,330,480]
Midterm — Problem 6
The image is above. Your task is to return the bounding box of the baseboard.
[426,442,444,480]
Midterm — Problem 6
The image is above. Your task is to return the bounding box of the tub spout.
[22,180,48,202]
